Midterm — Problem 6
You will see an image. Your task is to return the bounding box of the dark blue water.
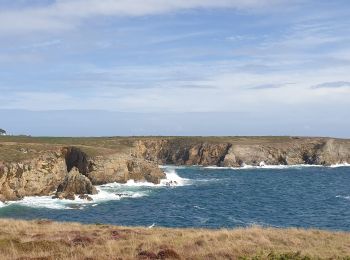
[1,166,350,231]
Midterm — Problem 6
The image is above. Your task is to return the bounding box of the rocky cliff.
[88,153,165,185]
[0,150,66,201]
[0,147,165,202]
[133,137,350,167]
[1,136,349,202]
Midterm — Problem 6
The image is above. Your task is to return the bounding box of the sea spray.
[1,167,188,210]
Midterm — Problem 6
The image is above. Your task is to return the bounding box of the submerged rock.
[78,194,93,201]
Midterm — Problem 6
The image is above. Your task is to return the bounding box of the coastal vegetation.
[0,219,350,259]
[0,129,6,136]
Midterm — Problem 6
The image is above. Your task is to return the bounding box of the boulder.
[55,167,97,200]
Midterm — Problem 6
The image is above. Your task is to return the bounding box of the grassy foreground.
[0,219,349,259]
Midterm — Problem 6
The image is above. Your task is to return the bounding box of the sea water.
[1,165,350,231]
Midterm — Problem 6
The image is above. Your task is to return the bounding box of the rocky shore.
[0,145,165,202]
[134,137,350,166]
[0,136,349,202]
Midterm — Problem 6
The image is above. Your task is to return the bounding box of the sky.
[0,0,349,137]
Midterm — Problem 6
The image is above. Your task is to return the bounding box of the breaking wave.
[205,163,350,170]
[0,167,189,210]
[329,163,350,168]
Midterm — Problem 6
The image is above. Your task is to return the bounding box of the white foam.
[0,201,6,208]
[1,187,148,210]
[7,196,71,210]
[160,168,191,186]
[99,169,189,188]
[205,164,326,170]
[329,163,350,168]
[0,168,188,210]
[193,205,205,210]
[336,195,350,200]
[159,165,188,170]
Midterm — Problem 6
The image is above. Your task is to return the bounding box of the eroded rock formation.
[134,138,350,167]
[88,154,165,185]
[0,151,66,202]
[63,147,90,175]
[54,167,97,200]
[0,146,166,202]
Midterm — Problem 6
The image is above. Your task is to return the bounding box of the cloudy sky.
[0,0,349,137]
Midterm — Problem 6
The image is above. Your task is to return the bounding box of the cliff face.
[0,147,165,202]
[134,138,350,167]
[133,140,231,166]
[88,153,165,185]
[0,151,67,202]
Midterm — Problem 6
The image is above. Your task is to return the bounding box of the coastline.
[1,163,349,210]
[0,137,350,258]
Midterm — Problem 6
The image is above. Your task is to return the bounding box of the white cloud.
[0,0,288,34]
[2,61,350,113]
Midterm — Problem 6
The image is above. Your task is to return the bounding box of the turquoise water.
[1,165,350,230]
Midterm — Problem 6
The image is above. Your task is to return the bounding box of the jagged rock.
[88,154,165,185]
[53,192,75,200]
[55,167,97,200]
[0,153,67,201]
[78,194,93,201]
[134,140,231,166]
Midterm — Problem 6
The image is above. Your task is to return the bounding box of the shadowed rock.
[62,147,90,175]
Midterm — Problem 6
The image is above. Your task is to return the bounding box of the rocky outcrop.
[134,139,231,166]
[54,167,97,200]
[134,138,350,167]
[88,154,165,185]
[0,146,166,202]
[0,151,66,202]
[222,138,350,166]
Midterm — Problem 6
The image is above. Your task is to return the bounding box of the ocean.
[1,165,350,231]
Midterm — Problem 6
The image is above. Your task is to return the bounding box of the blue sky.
[0,0,349,137]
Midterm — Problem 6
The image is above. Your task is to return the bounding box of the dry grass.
[0,219,349,259]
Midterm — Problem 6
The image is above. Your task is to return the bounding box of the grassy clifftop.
[0,219,349,259]
[1,135,347,163]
